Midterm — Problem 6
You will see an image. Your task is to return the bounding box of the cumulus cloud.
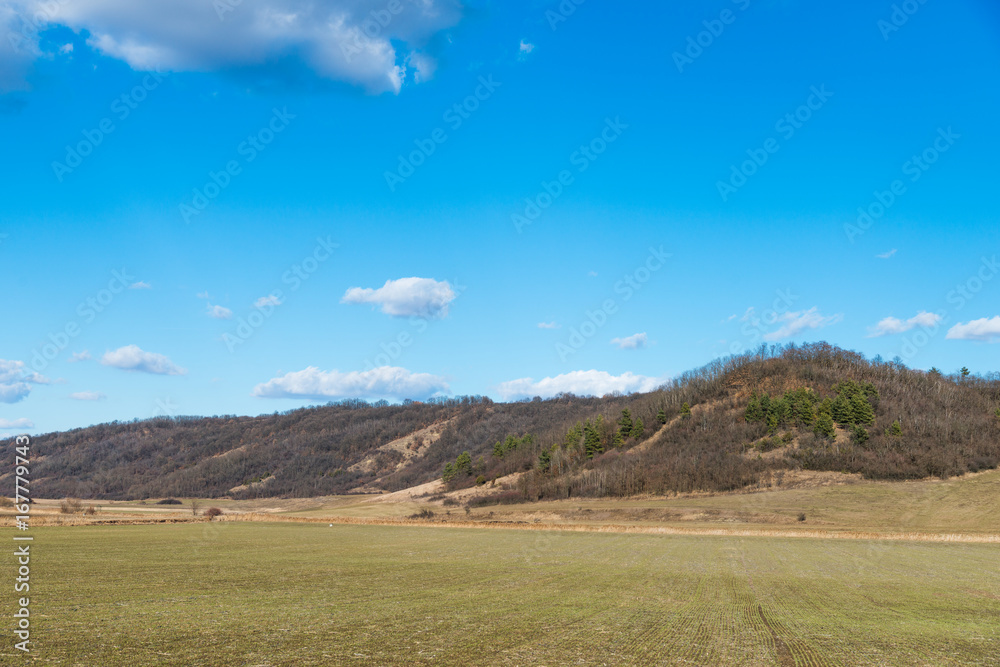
[70,391,106,401]
[538,321,560,329]
[610,333,648,350]
[7,0,462,94]
[868,311,942,337]
[0,418,34,429]
[254,295,282,308]
[129,281,152,289]
[101,345,186,375]
[206,303,233,319]
[518,39,535,60]
[253,366,449,400]
[342,277,456,318]
[946,316,1000,342]
[68,351,92,362]
[763,308,843,341]
[497,370,665,401]
[0,359,50,403]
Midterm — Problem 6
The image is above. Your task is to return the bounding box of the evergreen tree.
[656,409,668,425]
[831,393,853,425]
[617,409,634,438]
[492,441,504,459]
[632,417,645,440]
[442,462,456,482]
[680,402,692,419]
[814,410,836,438]
[745,392,763,422]
[613,429,624,448]
[960,367,971,378]
[537,448,552,473]
[584,420,602,458]
[455,451,472,475]
[851,425,869,445]
[795,393,815,426]
[886,420,902,437]
[849,393,875,425]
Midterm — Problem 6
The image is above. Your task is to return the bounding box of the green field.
[3,523,998,666]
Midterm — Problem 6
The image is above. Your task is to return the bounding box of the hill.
[10,343,1000,502]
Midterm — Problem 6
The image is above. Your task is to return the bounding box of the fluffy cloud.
[518,39,535,60]
[497,370,665,401]
[100,345,186,375]
[0,359,50,403]
[763,308,843,341]
[0,418,34,430]
[868,311,942,337]
[254,295,282,308]
[206,304,233,319]
[342,277,456,318]
[610,333,648,350]
[253,366,449,400]
[68,350,92,362]
[946,316,1000,342]
[7,0,462,94]
[70,391,106,401]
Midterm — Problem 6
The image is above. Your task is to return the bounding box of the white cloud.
[610,332,648,350]
[0,418,33,430]
[518,39,535,60]
[70,391,106,401]
[0,5,38,93]
[8,0,462,94]
[196,291,211,299]
[497,370,665,401]
[129,281,151,289]
[206,303,233,319]
[738,307,756,323]
[101,345,186,375]
[254,295,282,308]
[0,359,50,403]
[763,308,843,341]
[253,366,449,400]
[868,311,942,337]
[877,249,898,259]
[537,321,560,329]
[946,316,1000,342]
[342,277,456,318]
[68,350,92,362]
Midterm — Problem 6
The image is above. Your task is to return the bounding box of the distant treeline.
[7,343,999,502]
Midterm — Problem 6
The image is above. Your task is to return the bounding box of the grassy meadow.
[3,522,998,666]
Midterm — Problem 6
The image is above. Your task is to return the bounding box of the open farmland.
[5,523,998,666]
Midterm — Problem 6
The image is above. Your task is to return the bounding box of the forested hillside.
[7,343,1000,502]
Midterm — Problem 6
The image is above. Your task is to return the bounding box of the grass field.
[4,522,998,666]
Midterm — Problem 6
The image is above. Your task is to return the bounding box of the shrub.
[205,507,223,519]
[408,508,435,519]
[84,504,97,516]
[156,498,182,505]
[475,475,487,486]
[59,498,83,514]
[797,512,806,522]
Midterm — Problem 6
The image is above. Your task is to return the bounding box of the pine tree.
[656,409,668,425]
[680,402,692,419]
[442,462,456,482]
[537,448,552,473]
[455,451,472,475]
[850,393,875,425]
[831,393,853,425]
[632,418,645,440]
[745,393,763,422]
[617,409,633,438]
[814,410,835,438]
[851,425,869,445]
[960,367,971,378]
[492,441,504,458]
[613,429,624,448]
[584,420,602,458]
[886,420,902,437]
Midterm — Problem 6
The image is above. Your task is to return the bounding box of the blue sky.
[2,0,999,434]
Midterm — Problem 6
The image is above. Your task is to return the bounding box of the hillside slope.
[7,343,1000,502]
